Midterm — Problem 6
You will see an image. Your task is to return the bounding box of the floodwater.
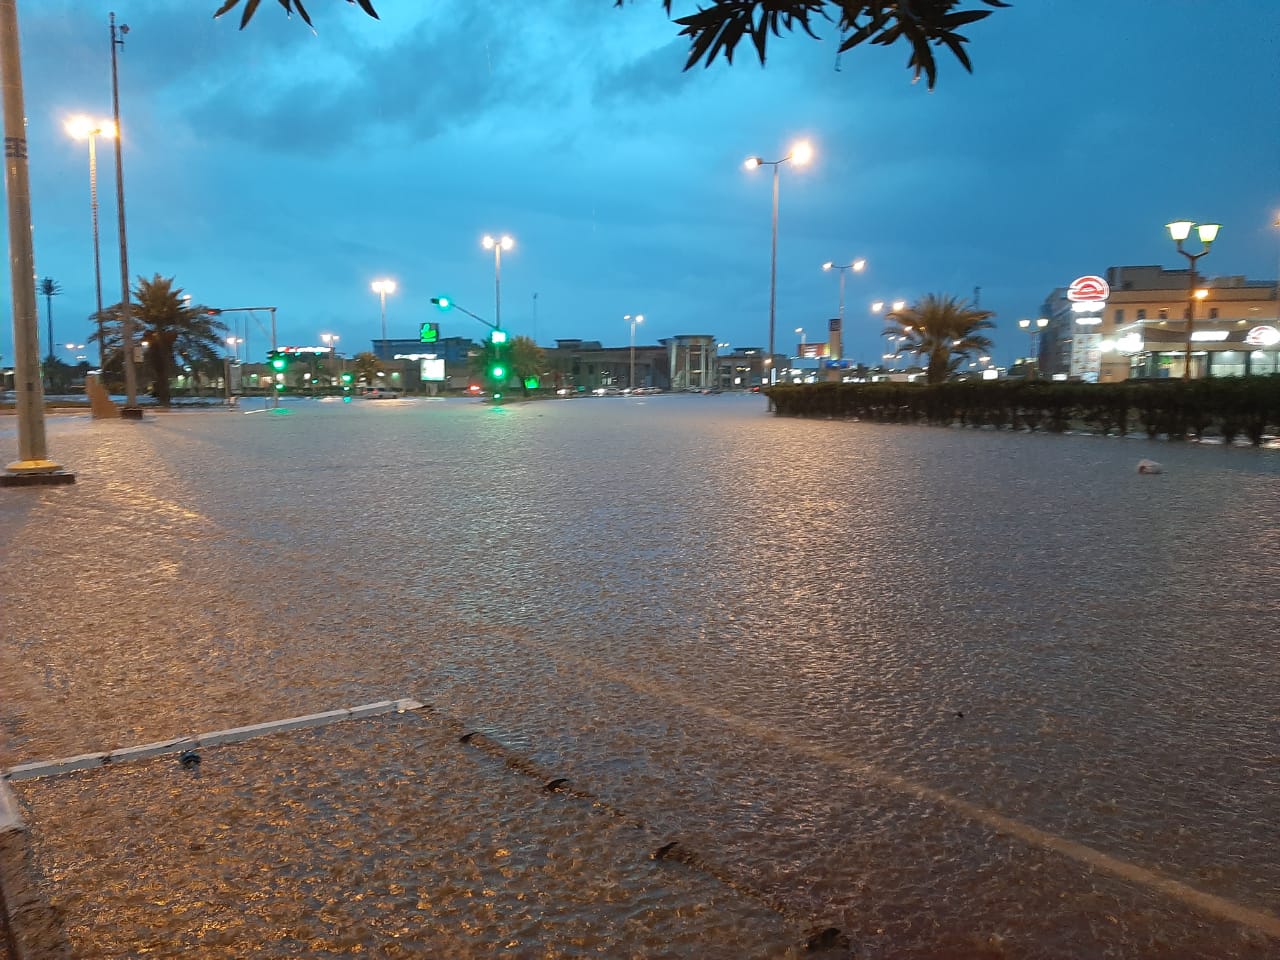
[2,394,1278,958]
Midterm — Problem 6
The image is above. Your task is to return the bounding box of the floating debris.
[1136,459,1163,474]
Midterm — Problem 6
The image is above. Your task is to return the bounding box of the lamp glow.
[1166,220,1194,242]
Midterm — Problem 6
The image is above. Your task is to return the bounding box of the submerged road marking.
[549,656,1280,941]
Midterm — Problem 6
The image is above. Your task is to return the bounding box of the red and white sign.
[1067,275,1110,302]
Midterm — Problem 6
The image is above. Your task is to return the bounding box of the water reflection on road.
[2,395,1278,958]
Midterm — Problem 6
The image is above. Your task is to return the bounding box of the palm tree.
[885,294,995,384]
[90,275,227,406]
[38,277,62,363]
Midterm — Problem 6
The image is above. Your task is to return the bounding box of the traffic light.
[431,297,452,310]
[485,328,510,400]
[269,351,287,372]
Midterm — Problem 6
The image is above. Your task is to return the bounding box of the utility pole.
[0,0,73,484]
[110,12,141,417]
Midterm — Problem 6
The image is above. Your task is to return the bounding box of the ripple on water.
[3,397,1278,957]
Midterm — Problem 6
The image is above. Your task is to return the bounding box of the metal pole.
[1,0,70,479]
[110,13,139,414]
[379,290,386,343]
[494,245,502,330]
[629,319,636,390]
[88,132,106,372]
[1183,252,1197,381]
[768,161,779,384]
[838,268,846,329]
[270,307,278,409]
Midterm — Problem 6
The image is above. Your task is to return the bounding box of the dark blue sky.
[11,1,1280,366]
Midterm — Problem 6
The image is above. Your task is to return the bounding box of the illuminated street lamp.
[321,333,340,384]
[1166,220,1221,379]
[371,279,396,344]
[821,257,866,335]
[65,116,115,372]
[872,299,908,368]
[745,139,814,382]
[625,313,644,390]
[1018,317,1049,376]
[482,234,515,330]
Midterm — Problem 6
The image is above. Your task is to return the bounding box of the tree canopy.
[91,275,226,405]
[217,0,1009,89]
[885,293,994,384]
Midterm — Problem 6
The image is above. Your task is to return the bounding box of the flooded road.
[2,395,1278,957]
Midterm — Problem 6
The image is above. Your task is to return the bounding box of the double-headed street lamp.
[65,115,115,372]
[822,258,866,331]
[371,279,396,344]
[625,313,644,390]
[1166,220,1221,380]
[1018,317,1049,375]
[482,234,515,330]
[745,139,813,383]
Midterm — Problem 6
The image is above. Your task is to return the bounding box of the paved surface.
[2,402,1279,957]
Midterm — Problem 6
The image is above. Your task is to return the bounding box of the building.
[1041,266,1280,381]
[544,340,671,392]
[372,336,475,391]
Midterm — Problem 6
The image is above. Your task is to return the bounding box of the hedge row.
[763,377,1280,445]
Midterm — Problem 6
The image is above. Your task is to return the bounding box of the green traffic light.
[271,356,286,372]
[432,297,452,310]
[490,365,506,379]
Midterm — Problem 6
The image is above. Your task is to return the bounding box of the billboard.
[420,358,445,381]
[1070,334,1102,382]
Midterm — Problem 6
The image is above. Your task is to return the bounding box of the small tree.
[351,351,385,384]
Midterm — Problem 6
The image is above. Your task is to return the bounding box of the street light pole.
[1166,220,1221,380]
[822,258,866,332]
[625,313,644,390]
[67,116,115,372]
[321,333,340,387]
[371,279,396,346]
[745,140,813,384]
[109,12,140,416]
[482,235,514,331]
